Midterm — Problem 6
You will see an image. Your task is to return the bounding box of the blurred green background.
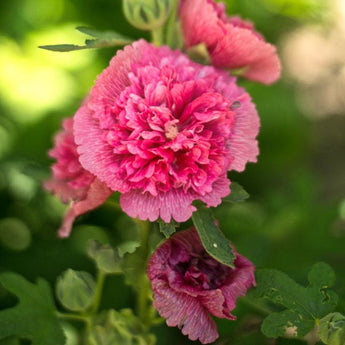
[0,0,344,344]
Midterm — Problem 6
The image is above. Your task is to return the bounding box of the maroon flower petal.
[148,228,256,343]
[152,279,219,344]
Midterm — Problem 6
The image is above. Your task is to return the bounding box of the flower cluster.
[44,0,280,342]
[46,0,279,229]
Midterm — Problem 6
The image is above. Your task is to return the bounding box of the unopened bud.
[56,269,96,312]
[123,0,172,31]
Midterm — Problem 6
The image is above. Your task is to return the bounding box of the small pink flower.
[44,118,112,238]
[74,40,259,223]
[180,0,281,84]
[147,228,256,344]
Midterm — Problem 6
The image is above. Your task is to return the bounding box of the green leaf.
[308,262,335,288]
[223,182,249,203]
[39,44,87,52]
[76,27,132,43]
[0,272,65,345]
[158,219,178,238]
[318,312,345,345]
[192,204,235,268]
[121,246,147,291]
[56,269,96,312]
[254,263,338,338]
[39,27,133,52]
[87,240,122,274]
[88,309,156,345]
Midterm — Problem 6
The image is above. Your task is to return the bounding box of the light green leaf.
[158,219,178,238]
[56,269,96,312]
[0,272,65,345]
[76,27,132,43]
[87,240,122,274]
[88,309,156,345]
[40,27,133,52]
[121,247,147,291]
[39,44,86,52]
[223,182,249,203]
[192,204,235,268]
[319,312,345,345]
[254,263,338,338]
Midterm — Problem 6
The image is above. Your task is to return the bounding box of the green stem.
[56,311,92,332]
[134,219,152,327]
[166,0,178,48]
[151,26,164,46]
[90,270,106,314]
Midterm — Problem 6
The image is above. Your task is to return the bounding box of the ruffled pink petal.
[58,178,112,238]
[200,175,230,206]
[228,94,260,172]
[211,23,281,84]
[120,189,196,223]
[180,0,281,84]
[152,279,219,344]
[74,105,129,193]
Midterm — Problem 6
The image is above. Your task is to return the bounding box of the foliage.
[254,263,338,338]
[0,273,65,345]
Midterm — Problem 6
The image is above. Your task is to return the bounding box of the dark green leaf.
[158,219,178,238]
[308,262,335,288]
[0,272,65,345]
[254,263,338,338]
[192,204,235,268]
[223,182,249,203]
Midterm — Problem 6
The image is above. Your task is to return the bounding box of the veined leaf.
[192,204,235,268]
[0,272,65,345]
[40,27,133,52]
[254,263,338,338]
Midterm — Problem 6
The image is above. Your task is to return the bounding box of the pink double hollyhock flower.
[147,228,256,344]
[44,118,112,238]
[180,0,281,84]
[74,40,259,223]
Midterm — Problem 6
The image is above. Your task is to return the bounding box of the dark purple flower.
[147,228,256,344]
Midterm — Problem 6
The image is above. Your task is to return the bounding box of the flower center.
[173,251,230,290]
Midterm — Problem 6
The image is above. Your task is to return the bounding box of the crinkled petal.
[58,179,112,238]
[152,279,219,344]
[120,189,196,223]
[211,23,281,84]
[200,175,230,206]
[220,252,256,312]
[74,105,129,193]
[180,0,281,84]
[228,95,260,172]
